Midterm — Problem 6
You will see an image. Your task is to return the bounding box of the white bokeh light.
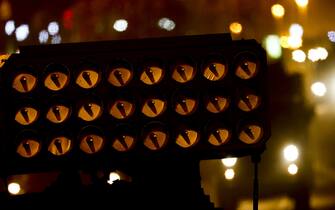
[317,47,328,60]
[221,157,237,167]
[51,34,62,44]
[113,19,128,32]
[283,144,299,162]
[288,163,298,175]
[5,20,15,35]
[289,23,304,38]
[8,182,21,195]
[107,172,121,184]
[158,17,176,31]
[15,24,30,42]
[292,50,306,63]
[224,169,235,180]
[38,30,49,44]
[48,21,59,36]
[311,82,327,97]
[327,31,335,42]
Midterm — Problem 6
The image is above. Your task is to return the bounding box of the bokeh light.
[51,34,62,44]
[280,36,290,48]
[287,36,302,49]
[38,30,49,44]
[113,19,128,32]
[292,50,306,63]
[8,182,21,195]
[311,82,327,97]
[47,21,59,36]
[229,22,242,34]
[5,20,15,35]
[107,172,121,184]
[283,144,299,162]
[271,4,285,19]
[327,31,335,42]
[224,168,235,180]
[288,163,298,175]
[158,17,176,31]
[264,35,282,59]
[221,157,237,167]
[295,0,309,8]
[308,47,328,62]
[15,24,29,42]
[289,23,304,38]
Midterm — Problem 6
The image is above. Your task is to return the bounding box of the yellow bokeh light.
[8,182,21,195]
[271,4,285,18]
[280,36,290,48]
[288,163,298,175]
[224,168,235,180]
[229,22,242,34]
[221,157,237,167]
[295,0,308,8]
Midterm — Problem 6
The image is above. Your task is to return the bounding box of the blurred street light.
[311,82,327,97]
[283,144,299,162]
[271,4,285,19]
[224,168,235,180]
[113,19,128,32]
[221,157,237,167]
[292,50,306,63]
[229,22,242,34]
[8,182,21,195]
[287,163,298,175]
[295,0,309,8]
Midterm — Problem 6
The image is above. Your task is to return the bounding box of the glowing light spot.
[107,172,120,184]
[51,34,62,44]
[48,21,59,36]
[295,0,308,8]
[280,36,290,48]
[224,168,235,180]
[15,24,29,42]
[8,182,21,195]
[113,19,128,32]
[5,20,15,35]
[158,17,176,31]
[292,50,306,63]
[288,163,298,175]
[229,22,242,34]
[317,47,328,60]
[221,157,237,167]
[289,23,303,38]
[38,30,49,44]
[63,9,73,29]
[283,144,299,162]
[271,4,285,18]
[327,31,335,42]
[287,36,302,49]
[264,35,282,59]
[308,48,319,62]
[311,82,327,97]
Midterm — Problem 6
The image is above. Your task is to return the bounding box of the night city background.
[0,0,335,209]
